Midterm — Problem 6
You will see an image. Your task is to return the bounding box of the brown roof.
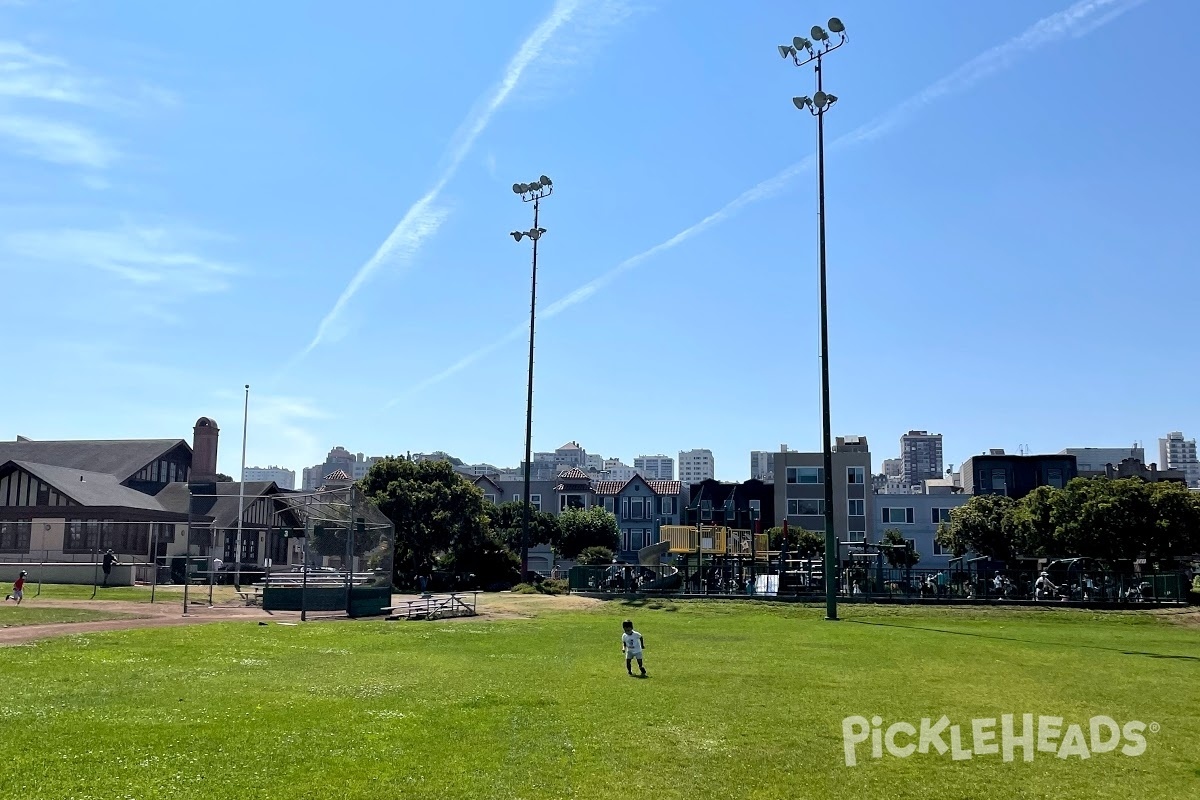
[593,480,624,495]
[324,469,351,481]
[648,480,682,496]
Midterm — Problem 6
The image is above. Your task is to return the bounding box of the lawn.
[0,605,135,627]
[0,600,1196,799]
[27,582,242,604]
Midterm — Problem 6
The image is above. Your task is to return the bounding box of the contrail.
[293,0,586,363]
[392,0,1147,402]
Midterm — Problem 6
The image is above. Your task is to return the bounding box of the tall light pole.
[234,383,249,590]
[511,175,553,579]
[779,17,847,621]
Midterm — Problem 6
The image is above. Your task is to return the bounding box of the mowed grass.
[0,605,135,627]
[0,601,1197,799]
[29,582,242,604]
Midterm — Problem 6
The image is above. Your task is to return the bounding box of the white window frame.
[845,529,866,543]
[630,497,645,520]
[530,493,542,511]
[603,496,614,513]
[846,466,865,485]
[661,497,674,515]
[512,493,521,504]
[847,498,865,517]
[882,507,915,524]
[483,493,497,505]
[930,507,952,524]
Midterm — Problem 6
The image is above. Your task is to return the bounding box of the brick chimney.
[191,417,220,483]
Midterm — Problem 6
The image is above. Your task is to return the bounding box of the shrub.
[576,546,615,566]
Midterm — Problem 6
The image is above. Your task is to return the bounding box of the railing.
[389,593,479,620]
[569,562,1191,604]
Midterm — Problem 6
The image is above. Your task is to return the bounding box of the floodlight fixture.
[539,175,552,186]
[813,91,829,109]
[511,231,524,241]
[513,183,523,194]
[827,17,845,34]
[778,44,791,58]
[793,36,812,52]
[826,94,838,105]
[793,96,811,110]
[811,25,828,41]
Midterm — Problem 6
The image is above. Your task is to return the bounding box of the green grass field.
[25,582,240,604]
[0,605,136,627]
[0,600,1196,799]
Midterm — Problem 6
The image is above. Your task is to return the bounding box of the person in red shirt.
[5,570,27,604]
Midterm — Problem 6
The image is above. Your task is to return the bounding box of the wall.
[872,493,969,566]
[774,450,873,540]
[0,562,136,586]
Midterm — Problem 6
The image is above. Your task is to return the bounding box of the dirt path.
[0,592,605,647]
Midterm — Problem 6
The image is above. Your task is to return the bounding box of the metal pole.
[345,488,355,617]
[234,384,249,590]
[183,503,192,616]
[150,530,158,604]
[90,542,99,599]
[301,533,309,622]
[520,198,539,580]
[815,54,838,622]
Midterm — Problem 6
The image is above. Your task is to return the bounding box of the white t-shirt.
[622,631,644,656]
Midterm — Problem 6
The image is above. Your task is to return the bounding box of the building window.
[661,497,674,515]
[1046,468,1064,489]
[787,498,824,516]
[701,500,713,521]
[845,529,866,543]
[530,494,542,511]
[483,494,497,505]
[786,467,824,485]
[933,540,947,556]
[847,466,865,485]
[930,508,952,524]
[629,497,645,520]
[0,521,32,553]
[560,494,586,511]
[847,499,865,516]
[603,496,614,513]
[882,507,914,524]
[990,469,1007,495]
[512,493,521,503]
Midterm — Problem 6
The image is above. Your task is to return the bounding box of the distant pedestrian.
[621,619,647,677]
[102,549,117,586]
[5,571,27,604]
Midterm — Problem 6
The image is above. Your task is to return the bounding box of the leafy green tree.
[488,501,559,552]
[215,473,233,482]
[310,520,372,559]
[576,546,615,565]
[766,526,824,557]
[936,494,1018,560]
[1053,477,1154,563]
[881,528,920,568]
[1144,481,1200,567]
[438,529,521,588]
[357,457,491,584]
[557,506,619,559]
[1006,485,1060,557]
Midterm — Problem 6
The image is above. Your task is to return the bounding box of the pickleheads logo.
[841,714,1158,767]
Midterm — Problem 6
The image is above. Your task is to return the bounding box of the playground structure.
[568,524,1193,605]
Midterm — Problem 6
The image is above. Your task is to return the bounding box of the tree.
[438,529,520,589]
[488,501,559,552]
[1144,481,1200,567]
[357,457,491,584]
[1053,478,1154,563]
[766,526,824,558]
[936,494,1018,561]
[1006,485,1060,557]
[576,546,615,566]
[881,528,920,568]
[556,506,619,559]
[310,520,372,559]
[216,473,233,482]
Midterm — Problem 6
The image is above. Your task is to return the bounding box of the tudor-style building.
[0,417,303,579]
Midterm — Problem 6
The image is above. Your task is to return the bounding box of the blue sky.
[2,0,1196,482]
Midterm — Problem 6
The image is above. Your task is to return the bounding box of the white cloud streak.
[395,0,1146,400]
[295,0,595,360]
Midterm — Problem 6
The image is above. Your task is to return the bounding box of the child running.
[5,570,27,605]
[621,619,647,677]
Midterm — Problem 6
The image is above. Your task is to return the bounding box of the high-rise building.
[679,448,715,484]
[242,465,295,490]
[750,446,789,482]
[1159,432,1200,488]
[601,458,637,482]
[634,454,675,480]
[554,441,587,468]
[900,431,943,489]
[882,458,902,478]
[302,447,382,490]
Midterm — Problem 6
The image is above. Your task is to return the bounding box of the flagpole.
[234,384,249,590]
